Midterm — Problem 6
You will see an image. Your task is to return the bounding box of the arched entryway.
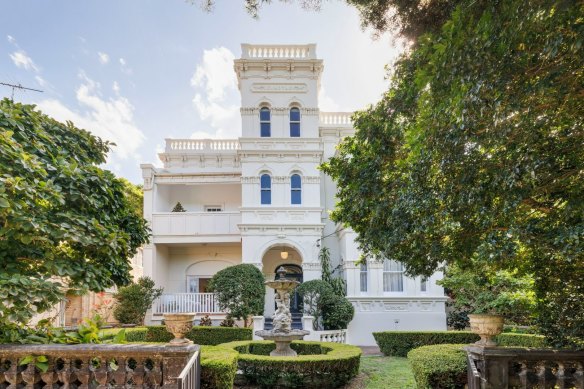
[274,264,303,314]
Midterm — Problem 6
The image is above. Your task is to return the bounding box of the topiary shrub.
[200,345,239,389]
[208,264,265,326]
[408,344,467,389]
[322,294,354,330]
[373,331,480,357]
[113,277,163,325]
[222,340,361,388]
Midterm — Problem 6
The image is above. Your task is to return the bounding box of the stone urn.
[468,314,504,347]
[163,313,195,346]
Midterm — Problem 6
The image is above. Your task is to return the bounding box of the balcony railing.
[154,293,222,315]
[320,112,353,127]
[165,138,240,152]
[241,44,316,59]
[151,212,241,237]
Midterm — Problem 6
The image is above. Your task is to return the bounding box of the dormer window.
[290,107,300,137]
[260,107,271,137]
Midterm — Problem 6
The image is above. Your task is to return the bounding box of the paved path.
[358,346,383,356]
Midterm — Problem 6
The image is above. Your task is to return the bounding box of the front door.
[274,264,303,314]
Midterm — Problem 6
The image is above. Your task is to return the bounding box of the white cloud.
[190,47,240,138]
[36,73,145,168]
[35,75,47,87]
[98,51,110,65]
[9,50,39,72]
[119,57,133,75]
[112,81,120,94]
[7,35,15,44]
[318,87,341,112]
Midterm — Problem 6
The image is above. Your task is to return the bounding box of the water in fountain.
[255,266,309,357]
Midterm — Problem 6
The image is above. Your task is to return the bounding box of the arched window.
[383,260,404,292]
[291,174,301,204]
[360,262,368,292]
[290,107,300,137]
[260,174,271,204]
[260,107,271,137]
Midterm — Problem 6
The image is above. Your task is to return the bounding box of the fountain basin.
[254,330,310,356]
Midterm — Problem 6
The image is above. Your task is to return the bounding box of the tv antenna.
[0,82,43,101]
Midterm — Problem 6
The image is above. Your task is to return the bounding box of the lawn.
[347,356,417,389]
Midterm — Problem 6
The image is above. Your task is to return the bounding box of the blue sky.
[1,1,403,183]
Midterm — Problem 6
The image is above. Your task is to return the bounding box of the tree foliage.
[319,247,346,296]
[208,264,265,326]
[113,276,163,325]
[296,279,334,330]
[322,1,584,348]
[0,99,150,326]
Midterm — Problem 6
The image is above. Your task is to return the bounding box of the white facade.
[141,44,447,345]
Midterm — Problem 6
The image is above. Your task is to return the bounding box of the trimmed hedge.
[222,340,362,388]
[120,326,253,346]
[408,344,467,389]
[374,331,479,356]
[374,331,547,356]
[200,345,239,389]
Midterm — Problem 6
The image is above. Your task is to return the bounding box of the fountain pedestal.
[255,267,309,357]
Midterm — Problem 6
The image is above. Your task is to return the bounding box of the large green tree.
[322,0,584,347]
[0,99,150,326]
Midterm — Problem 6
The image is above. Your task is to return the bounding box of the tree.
[322,1,584,348]
[208,264,265,326]
[194,0,457,41]
[296,280,334,330]
[0,99,150,327]
[113,277,163,325]
[318,247,346,296]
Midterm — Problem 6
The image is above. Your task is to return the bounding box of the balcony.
[153,293,222,315]
[151,212,241,243]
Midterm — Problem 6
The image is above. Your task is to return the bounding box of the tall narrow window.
[260,174,271,204]
[360,262,368,292]
[420,277,428,292]
[291,174,301,204]
[383,260,404,292]
[260,107,271,137]
[290,107,300,137]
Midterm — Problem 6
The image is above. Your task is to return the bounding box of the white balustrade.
[165,139,240,152]
[154,293,221,314]
[151,212,241,237]
[319,112,353,127]
[318,330,347,344]
[241,44,316,59]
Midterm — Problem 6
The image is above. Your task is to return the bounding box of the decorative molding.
[240,107,259,115]
[143,177,153,190]
[154,174,241,185]
[301,107,319,116]
[302,262,321,271]
[347,297,447,313]
[251,83,308,93]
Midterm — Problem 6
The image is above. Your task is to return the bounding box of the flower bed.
[222,340,362,388]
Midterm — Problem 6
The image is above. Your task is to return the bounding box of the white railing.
[154,293,221,315]
[241,44,316,59]
[320,112,353,127]
[165,139,240,152]
[316,330,347,343]
[177,350,201,389]
[151,212,241,237]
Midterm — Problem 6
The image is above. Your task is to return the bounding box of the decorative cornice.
[302,263,321,271]
[301,108,319,116]
[240,107,259,115]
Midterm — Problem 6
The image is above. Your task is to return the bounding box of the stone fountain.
[255,266,309,357]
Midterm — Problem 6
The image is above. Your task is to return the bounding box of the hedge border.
[200,345,239,389]
[222,340,362,388]
[373,331,547,356]
[407,344,467,389]
[110,325,252,345]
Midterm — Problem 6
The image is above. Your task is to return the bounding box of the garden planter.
[163,313,195,345]
[468,314,504,347]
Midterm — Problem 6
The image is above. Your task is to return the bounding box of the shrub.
[220,317,235,327]
[322,294,354,330]
[123,328,148,342]
[200,345,238,389]
[408,344,467,389]
[208,264,265,326]
[374,331,549,357]
[199,314,212,326]
[113,277,163,325]
[222,340,361,388]
[296,280,334,330]
[374,331,480,357]
[129,325,252,345]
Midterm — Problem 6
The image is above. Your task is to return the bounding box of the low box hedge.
[374,331,547,356]
[407,344,467,389]
[373,331,480,356]
[222,340,362,388]
[200,345,239,389]
[120,326,253,346]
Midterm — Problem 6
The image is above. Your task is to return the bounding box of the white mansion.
[140,44,447,345]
